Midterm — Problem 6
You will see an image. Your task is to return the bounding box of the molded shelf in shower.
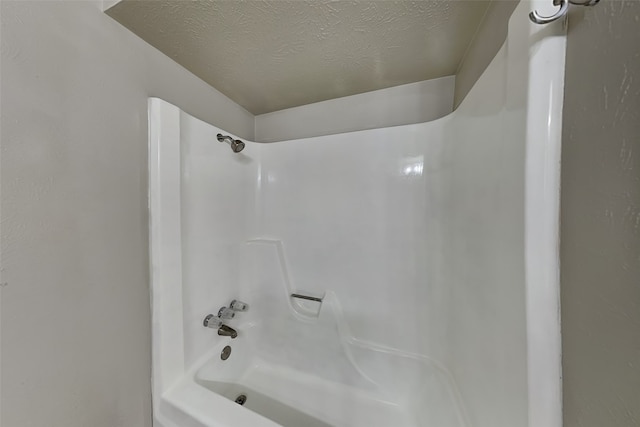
[290,292,325,318]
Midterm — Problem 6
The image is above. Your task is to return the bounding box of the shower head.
[217,133,245,153]
[231,139,245,153]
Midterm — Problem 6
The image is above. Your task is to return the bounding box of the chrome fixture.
[203,314,238,338]
[221,345,232,361]
[203,299,248,339]
[230,299,249,312]
[203,314,222,329]
[218,324,238,338]
[291,293,323,303]
[217,133,245,153]
[529,0,599,24]
[218,306,236,320]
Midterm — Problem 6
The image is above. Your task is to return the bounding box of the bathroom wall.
[256,30,528,427]
[257,122,445,356]
[179,113,258,369]
[254,77,455,142]
[453,0,519,108]
[561,2,640,426]
[440,39,528,427]
[0,2,253,427]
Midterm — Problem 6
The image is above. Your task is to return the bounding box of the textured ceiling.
[107,1,491,115]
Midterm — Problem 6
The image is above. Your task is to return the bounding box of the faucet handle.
[230,299,249,312]
[218,307,236,320]
[203,314,222,328]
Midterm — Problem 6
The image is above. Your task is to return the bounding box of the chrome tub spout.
[217,324,238,338]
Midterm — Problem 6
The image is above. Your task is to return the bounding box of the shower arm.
[217,133,245,153]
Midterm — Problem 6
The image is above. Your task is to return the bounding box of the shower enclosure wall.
[149,3,564,427]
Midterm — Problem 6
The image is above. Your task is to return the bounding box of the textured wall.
[561,1,640,426]
[453,0,519,108]
[255,76,454,142]
[0,2,253,427]
[106,0,490,115]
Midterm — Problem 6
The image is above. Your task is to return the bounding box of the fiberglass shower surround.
[149,2,564,427]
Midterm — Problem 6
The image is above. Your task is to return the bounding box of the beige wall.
[453,0,519,108]
[561,2,640,426]
[0,1,253,427]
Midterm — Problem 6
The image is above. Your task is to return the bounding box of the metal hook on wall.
[529,0,600,24]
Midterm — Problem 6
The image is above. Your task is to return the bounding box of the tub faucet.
[217,324,238,339]
[203,314,238,339]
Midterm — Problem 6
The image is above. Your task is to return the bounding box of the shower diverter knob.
[230,299,249,312]
[218,307,236,320]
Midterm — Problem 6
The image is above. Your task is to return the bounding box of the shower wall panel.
[153,3,564,426]
[256,41,526,427]
[174,36,540,427]
[257,124,447,358]
[439,43,528,427]
[179,112,258,367]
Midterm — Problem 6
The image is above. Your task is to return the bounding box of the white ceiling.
[107,0,491,115]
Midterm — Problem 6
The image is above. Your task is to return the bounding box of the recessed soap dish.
[290,292,324,318]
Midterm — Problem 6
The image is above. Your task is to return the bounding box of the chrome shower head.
[217,133,245,153]
[231,139,245,153]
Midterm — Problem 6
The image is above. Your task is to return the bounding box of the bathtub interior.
[192,236,468,427]
[149,2,565,427]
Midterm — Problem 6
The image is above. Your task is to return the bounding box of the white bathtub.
[193,328,417,427]
[160,281,466,427]
[149,2,565,426]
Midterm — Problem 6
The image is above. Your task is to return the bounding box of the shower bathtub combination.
[149,2,565,427]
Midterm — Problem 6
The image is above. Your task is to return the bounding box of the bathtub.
[161,286,466,427]
[149,2,565,426]
[194,330,412,427]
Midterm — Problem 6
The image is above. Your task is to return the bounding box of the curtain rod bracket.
[530,0,599,25]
